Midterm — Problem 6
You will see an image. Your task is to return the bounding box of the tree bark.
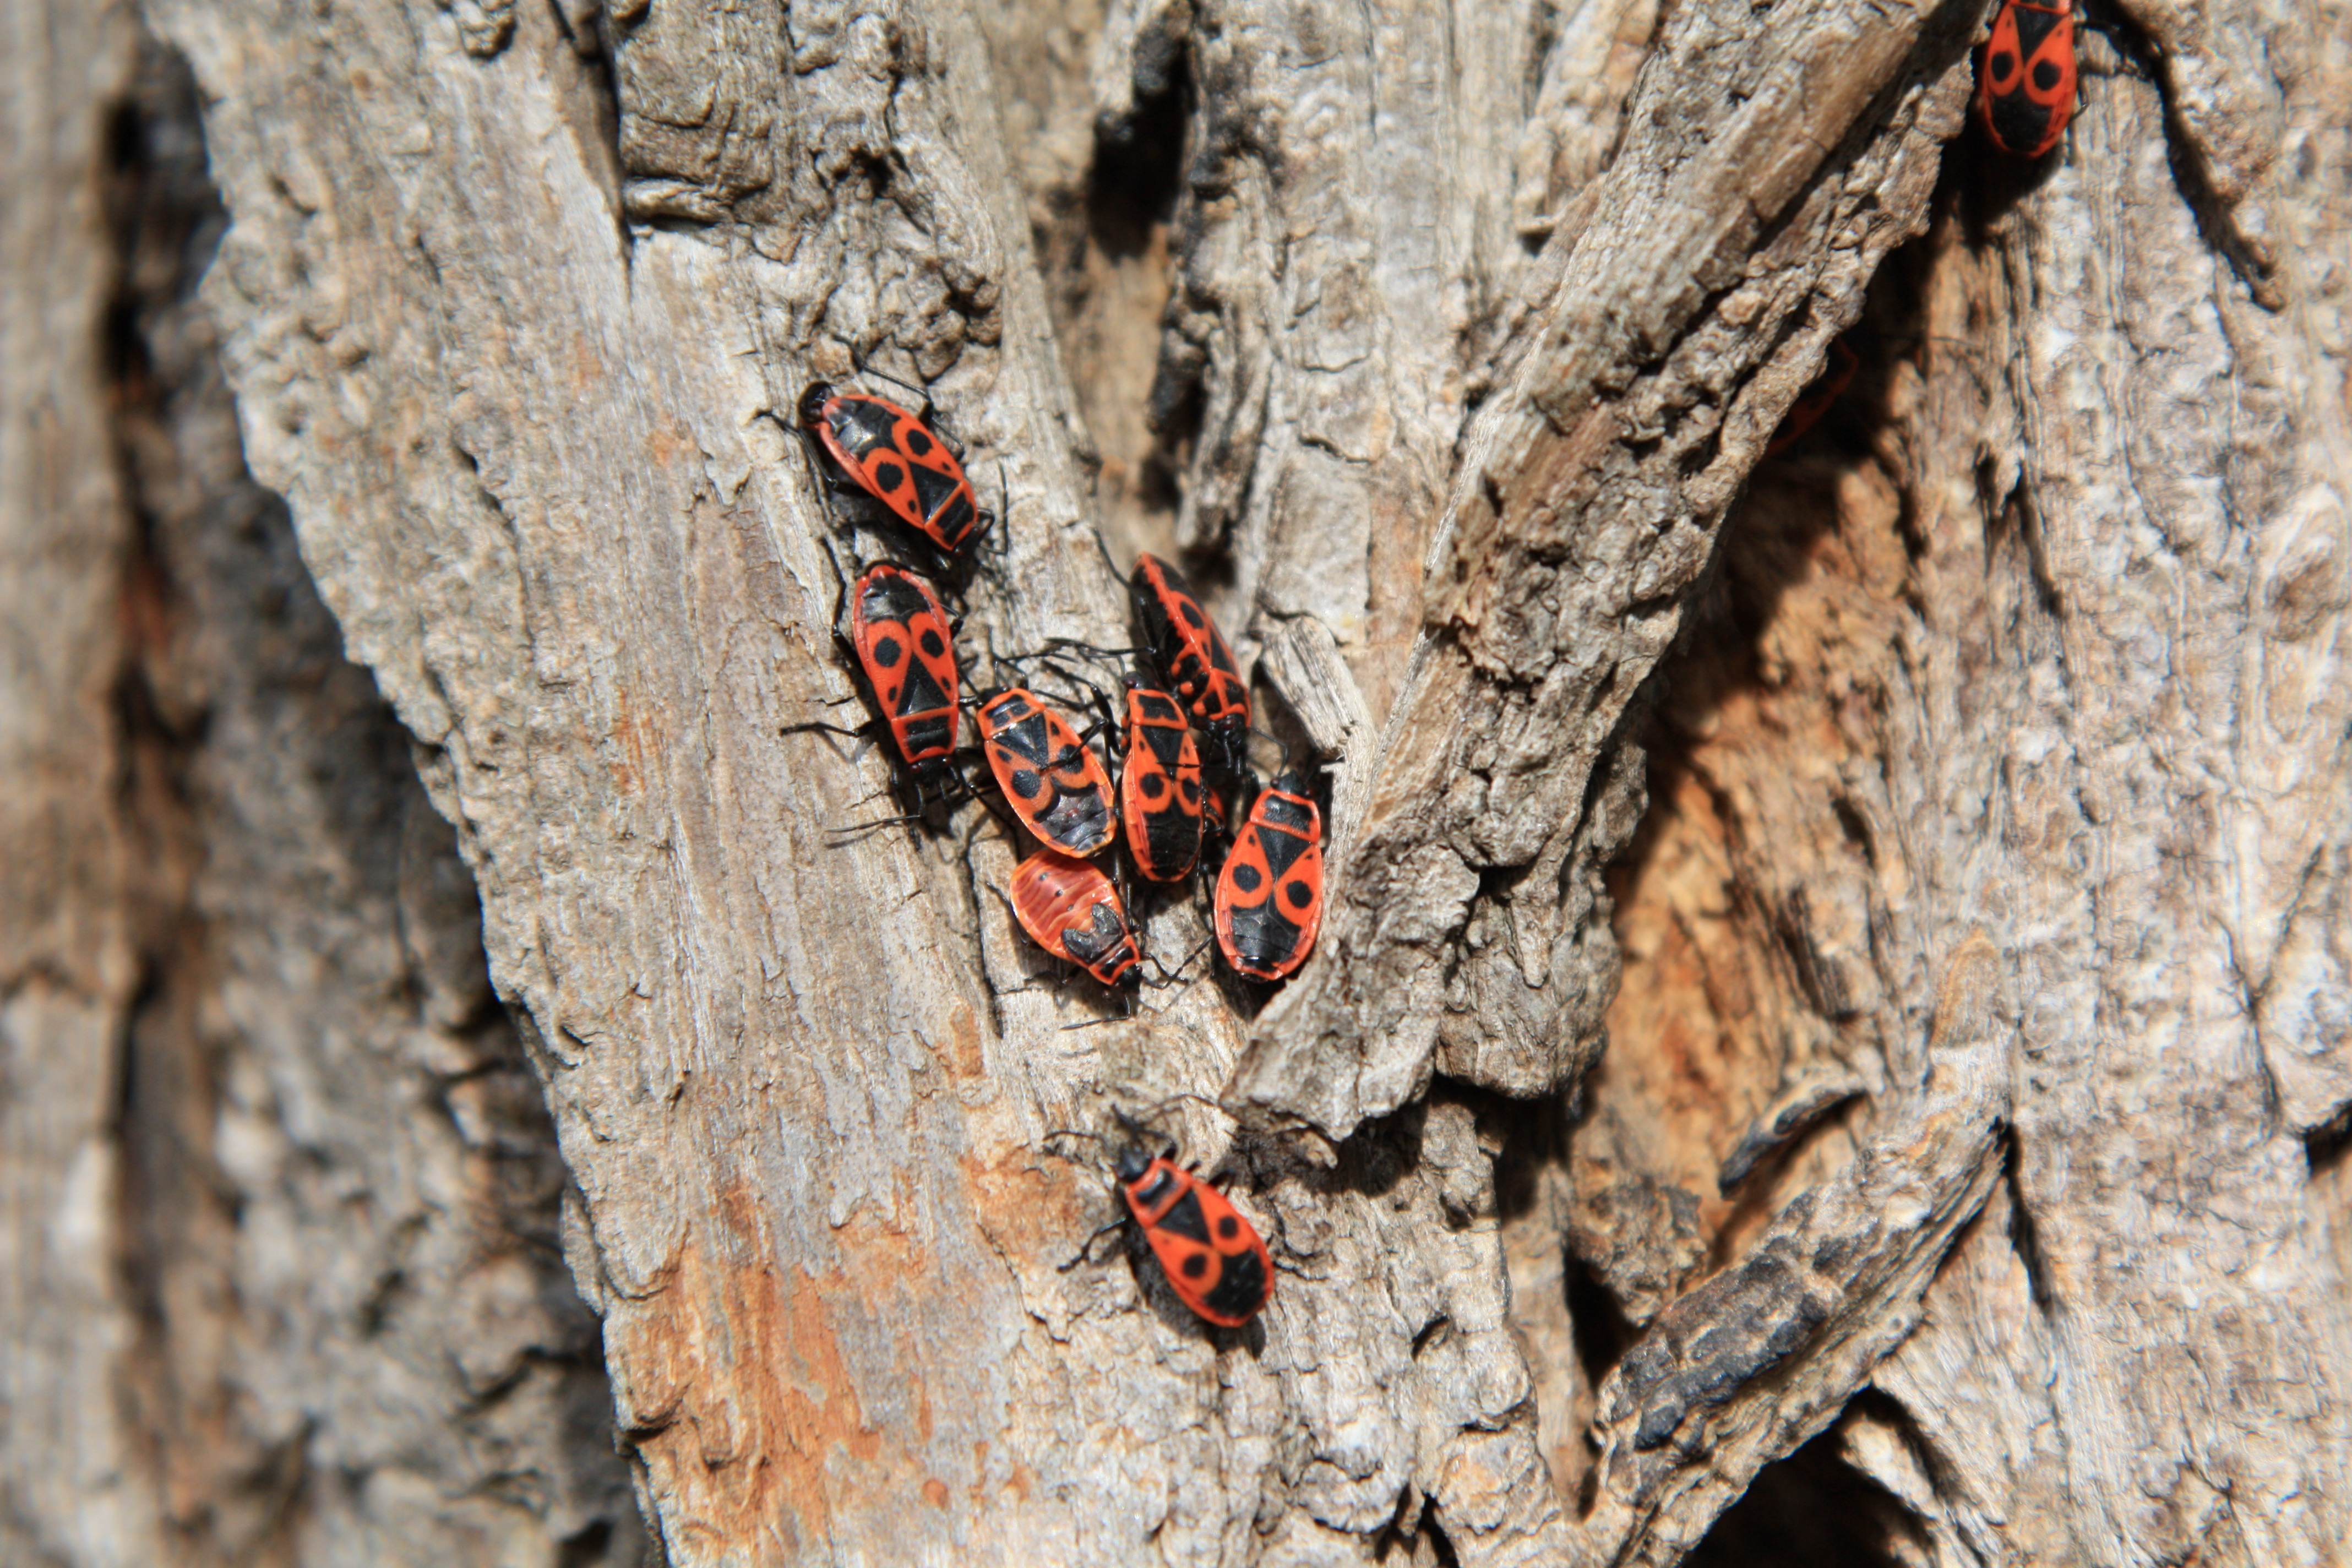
[3,10,643,1566]
[3,0,2347,1562]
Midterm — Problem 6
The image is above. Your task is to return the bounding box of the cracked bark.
[4,0,2349,1563]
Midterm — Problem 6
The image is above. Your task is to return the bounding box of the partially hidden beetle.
[1129,553,1251,776]
[1977,0,2078,159]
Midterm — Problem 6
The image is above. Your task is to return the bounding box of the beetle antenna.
[780,718,872,745]
[848,355,934,419]
[1085,519,1126,585]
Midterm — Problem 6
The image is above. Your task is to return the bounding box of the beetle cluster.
[789,374,1289,1327]
[793,375,1325,1000]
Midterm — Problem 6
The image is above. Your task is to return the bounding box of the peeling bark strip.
[1578,934,2007,1565]
[1240,0,1981,1140]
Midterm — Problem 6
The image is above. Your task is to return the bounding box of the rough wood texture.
[4,12,639,1566]
[1,7,151,1561]
[132,0,1571,1560]
[1240,0,1979,1141]
[7,0,2351,1561]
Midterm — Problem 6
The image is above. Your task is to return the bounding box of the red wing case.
[1214,776,1323,981]
[980,688,1118,858]
[1118,684,1205,883]
[1129,553,1249,770]
[847,563,960,771]
[1008,849,1141,986]
[804,385,987,554]
[1977,0,2077,158]
[1120,1156,1273,1327]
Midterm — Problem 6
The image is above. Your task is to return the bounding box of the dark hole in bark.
[1089,37,1189,262]
[1321,1103,1425,1202]
[1419,1508,1464,1568]
[1489,1093,1562,1226]
[557,1519,616,1568]
[1999,1126,2055,1313]
[1683,1407,1930,1567]
[103,32,227,1361]
[1095,19,1201,512]
[2306,1104,2352,1176]
[1565,1248,1634,1390]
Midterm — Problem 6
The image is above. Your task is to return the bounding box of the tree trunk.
[4,0,2346,1561]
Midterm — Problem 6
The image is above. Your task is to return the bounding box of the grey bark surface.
[3,12,641,1567]
[4,0,2349,1563]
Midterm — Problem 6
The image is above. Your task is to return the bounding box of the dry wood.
[3,15,641,1565]
[2,8,152,1560]
[1239,0,1979,1141]
[5,0,2350,1561]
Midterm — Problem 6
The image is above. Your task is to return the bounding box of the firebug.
[1052,1108,1275,1329]
[1977,0,2077,159]
[1007,849,1144,988]
[1129,554,1251,775]
[978,688,1118,858]
[801,381,992,557]
[1765,334,1862,458]
[1215,771,1323,981]
[783,561,971,811]
[846,563,961,778]
[1115,680,1206,883]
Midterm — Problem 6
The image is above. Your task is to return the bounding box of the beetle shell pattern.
[980,688,1118,858]
[847,563,961,775]
[1129,554,1250,772]
[802,383,989,555]
[1008,849,1142,987]
[1215,773,1324,981]
[1977,0,2077,159]
[1118,683,1206,883]
[1115,1147,1273,1327]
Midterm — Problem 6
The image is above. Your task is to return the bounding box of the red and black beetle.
[801,382,993,557]
[1006,849,1144,988]
[1053,1108,1275,1329]
[1129,553,1251,775]
[1114,679,1207,884]
[1213,771,1324,982]
[978,688,1118,859]
[1977,0,2078,159]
